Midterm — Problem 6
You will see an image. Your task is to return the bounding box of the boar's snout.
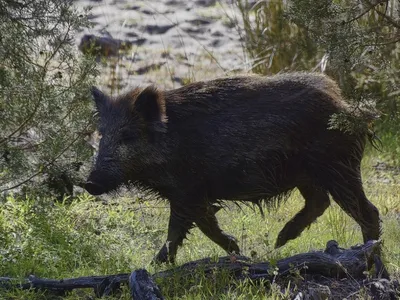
[84,180,105,196]
[85,169,117,196]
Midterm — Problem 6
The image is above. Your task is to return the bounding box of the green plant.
[237,0,400,161]
[0,0,99,198]
[237,0,321,75]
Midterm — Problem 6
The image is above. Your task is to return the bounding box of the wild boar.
[85,72,381,264]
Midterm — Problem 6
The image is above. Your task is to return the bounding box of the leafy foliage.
[238,0,400,161]
[237,0,321,75]
[0,0,99,197]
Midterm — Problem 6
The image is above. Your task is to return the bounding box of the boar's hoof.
[152,246,176,265]
[275,233,290,249]
[224,234,241,255]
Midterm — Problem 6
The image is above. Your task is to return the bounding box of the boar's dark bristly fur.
[85,72,381,264]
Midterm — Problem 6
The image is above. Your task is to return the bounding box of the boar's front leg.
[275,185,330,248]
[153,204,194,264]
[195,205,240,256]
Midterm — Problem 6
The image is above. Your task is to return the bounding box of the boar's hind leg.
[327,174,381,244]
[153,205,194,264]
[194,205,240,255]
[275,186,330,248]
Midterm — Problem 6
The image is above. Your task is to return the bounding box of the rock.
[79,34,136,57]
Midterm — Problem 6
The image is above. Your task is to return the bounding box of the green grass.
[1,154,399,299]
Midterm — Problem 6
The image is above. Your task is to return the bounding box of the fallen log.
[0,273,130,297]
[154,239,386,281]
[0,240,389,299]
[129,269,164,300]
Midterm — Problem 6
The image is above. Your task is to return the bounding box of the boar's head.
[84,86,168,196]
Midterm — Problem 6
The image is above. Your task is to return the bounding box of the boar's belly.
[205,156,302,201]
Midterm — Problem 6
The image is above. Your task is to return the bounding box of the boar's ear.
[91,86,109,113]
[133,86,167,133]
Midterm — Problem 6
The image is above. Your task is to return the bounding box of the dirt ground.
[73,0,251,93]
